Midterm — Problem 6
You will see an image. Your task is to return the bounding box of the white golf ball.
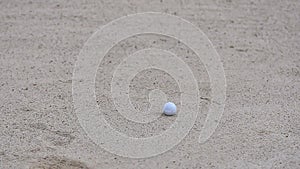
[163,102,177,116]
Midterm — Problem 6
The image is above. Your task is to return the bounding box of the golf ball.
[163,102,177,116]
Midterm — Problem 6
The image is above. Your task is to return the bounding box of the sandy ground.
[1,0,300,168]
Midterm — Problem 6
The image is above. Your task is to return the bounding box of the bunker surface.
[1,0,300,168]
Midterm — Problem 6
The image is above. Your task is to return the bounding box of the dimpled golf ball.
[163,102,177,116]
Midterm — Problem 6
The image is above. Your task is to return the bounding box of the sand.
[1,0,300,168]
